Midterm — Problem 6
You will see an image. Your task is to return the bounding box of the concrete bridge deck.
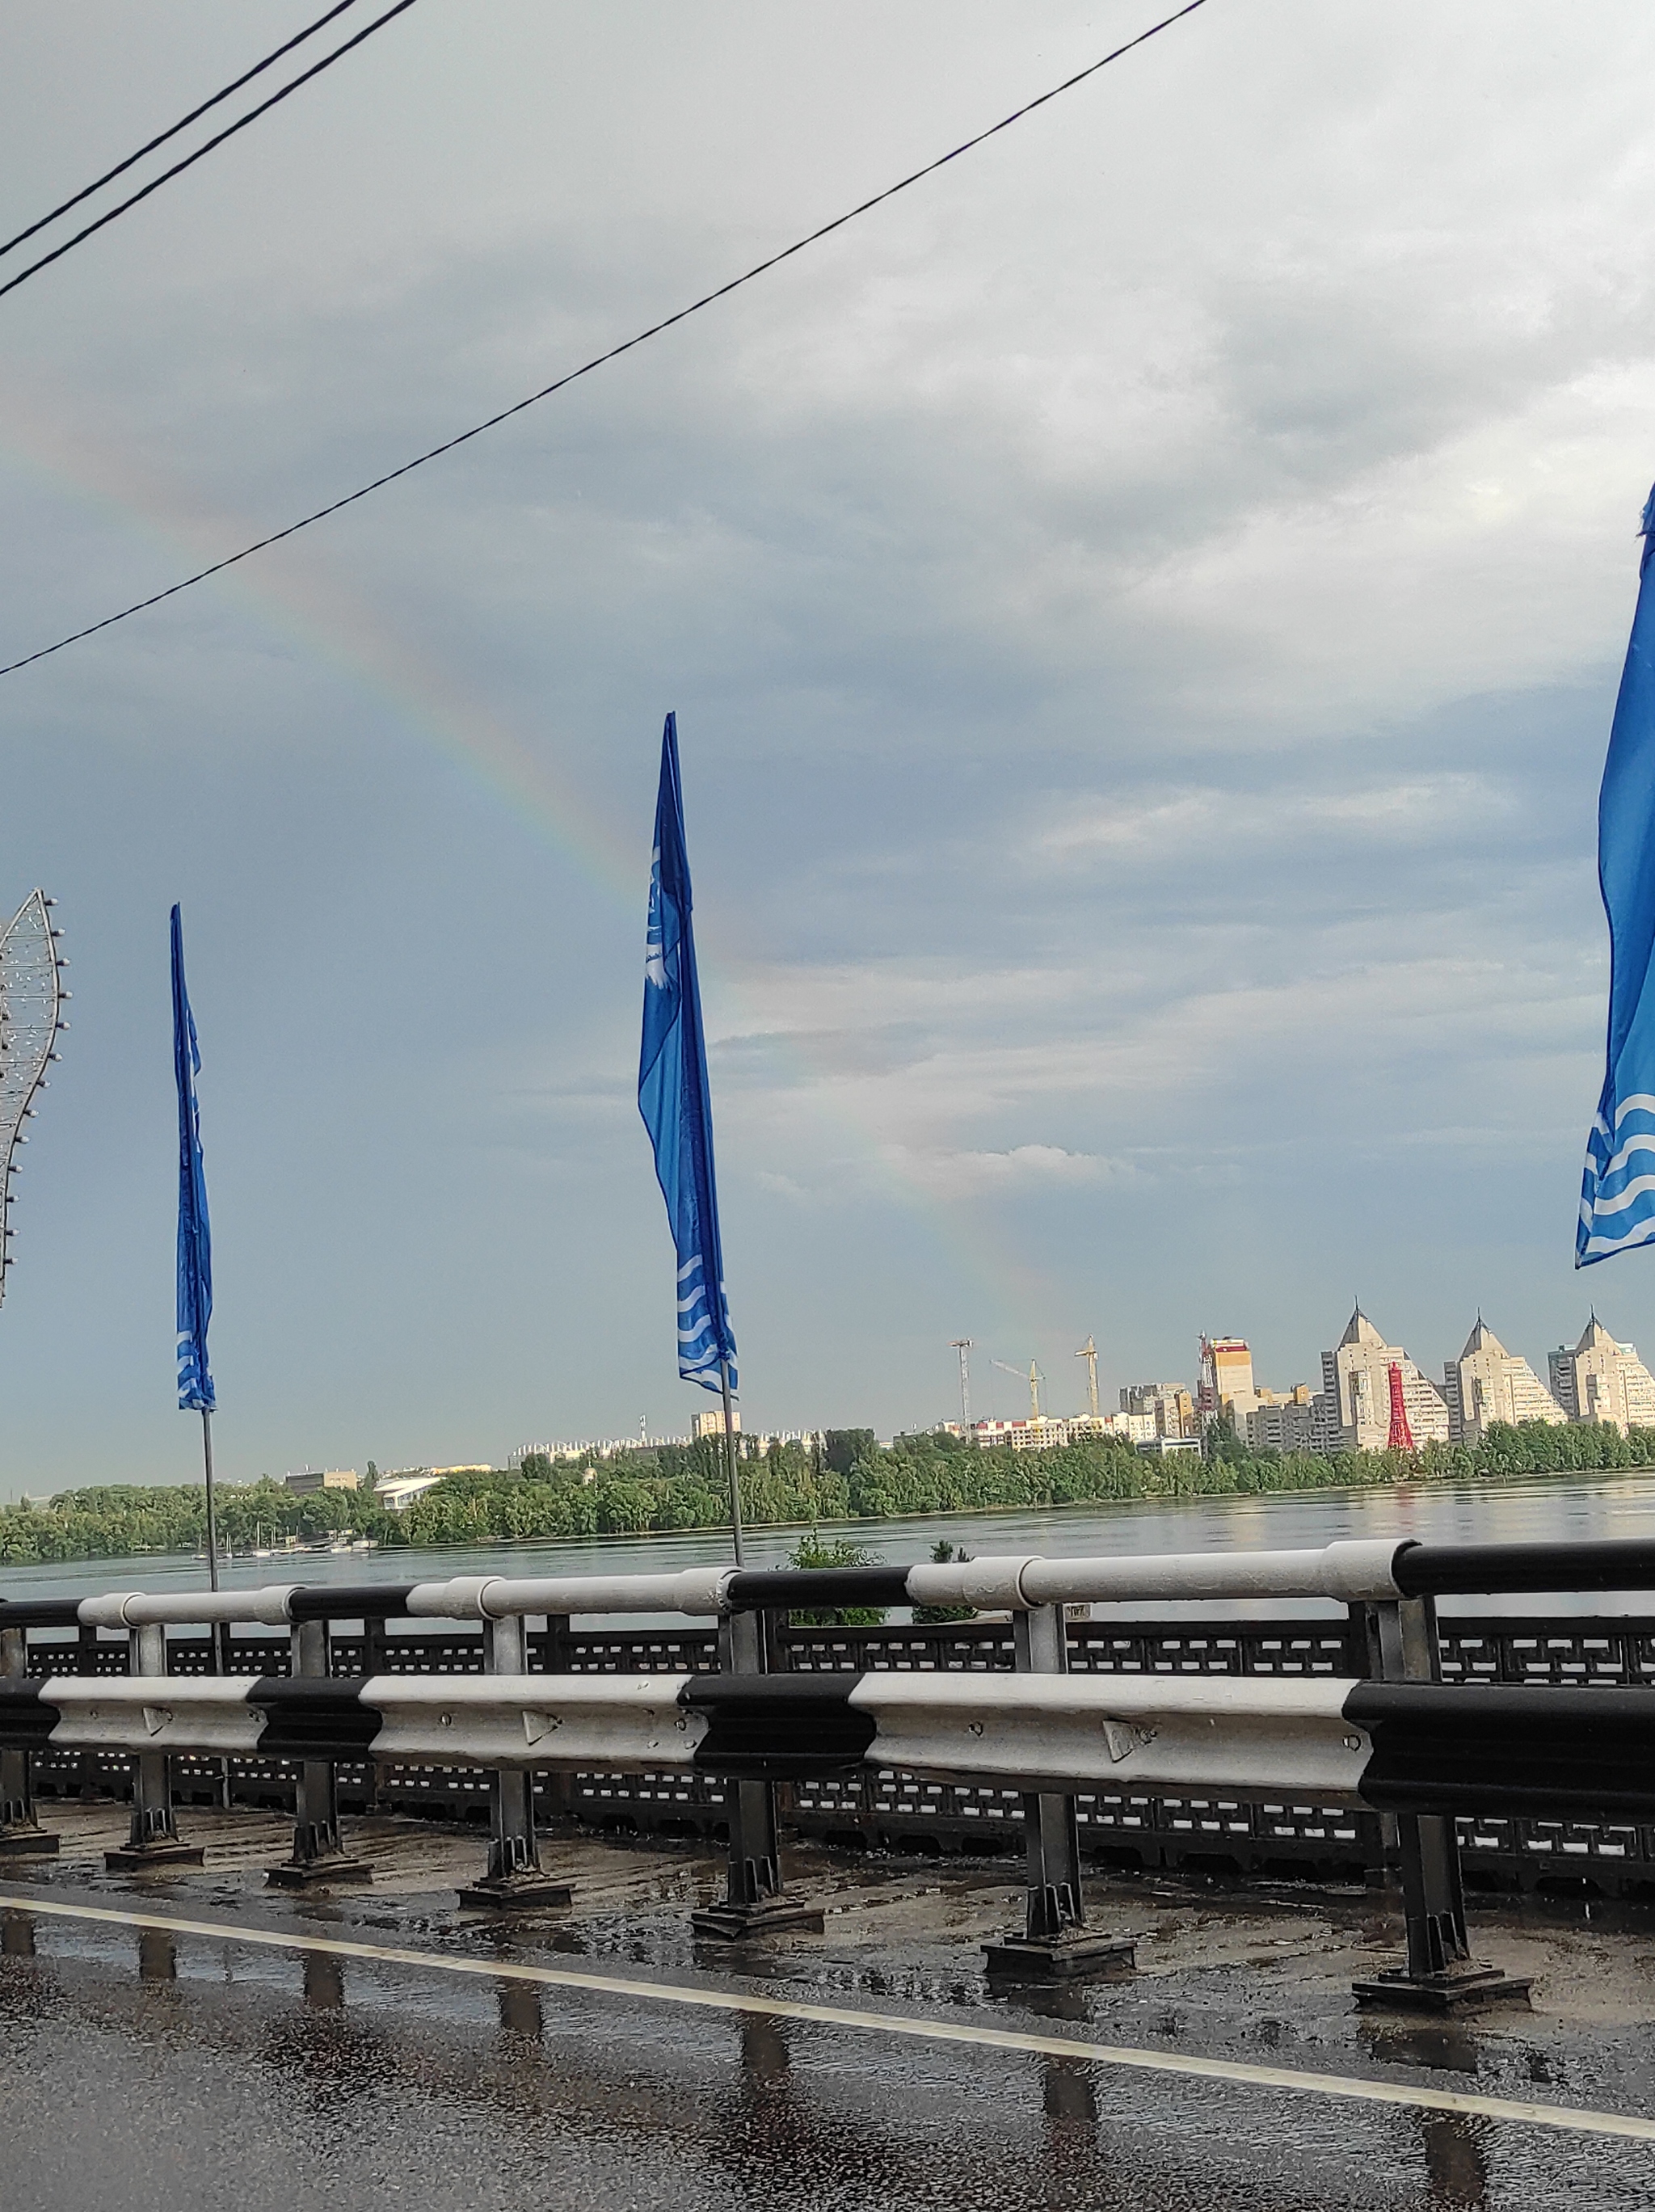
[2,1805,1653,2210]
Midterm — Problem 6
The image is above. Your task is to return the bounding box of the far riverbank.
[6,1465,1655,1620]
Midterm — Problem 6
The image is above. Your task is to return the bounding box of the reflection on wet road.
[2,1890,1652,2212]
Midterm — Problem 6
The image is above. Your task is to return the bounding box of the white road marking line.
[1,1888,1650,2145]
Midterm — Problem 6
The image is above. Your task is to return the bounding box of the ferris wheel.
[0,891,66,1306]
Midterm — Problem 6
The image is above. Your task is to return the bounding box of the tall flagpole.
[200,1407,220,1595]
[718,1355,744,1567]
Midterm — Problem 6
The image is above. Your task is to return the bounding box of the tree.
[1204,1406,1249,1466]
[786,1534,887,1625]
[912,1538,976,1624]
[823,1428,877,1477]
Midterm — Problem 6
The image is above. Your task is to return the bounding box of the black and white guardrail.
[1,1669,1651,1819]
[13,1533,1655,1634]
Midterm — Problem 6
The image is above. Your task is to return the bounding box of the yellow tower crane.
[1076,1337,1099,1419]
[991,1358,1044,1421]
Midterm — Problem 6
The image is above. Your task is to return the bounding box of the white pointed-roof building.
[1548,1317,1655,1434]
[1318,1307,1451,1452]
[1441,1319,1565,1444]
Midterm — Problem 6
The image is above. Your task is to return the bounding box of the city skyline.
[117,1301,1652,1496]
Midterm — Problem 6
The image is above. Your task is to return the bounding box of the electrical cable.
[0,0,419,307]
[0,0,366,265]
[0,0,1210,680]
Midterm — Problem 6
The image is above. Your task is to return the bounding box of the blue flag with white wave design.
[1580,486,1655,1266]
[171,903,215,1409]
[638,714,737,1391]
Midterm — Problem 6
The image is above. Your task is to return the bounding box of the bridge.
[4,1536,1655,2210]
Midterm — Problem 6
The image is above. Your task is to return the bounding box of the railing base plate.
[267,1856,374,1891]
[691,1895,825,1941]
[1351,1963,1532,2013]
[103,1843,205,1872]
[455,1876,575,1912]
[983,1932,1137,1982]
[0,1829,58,1858]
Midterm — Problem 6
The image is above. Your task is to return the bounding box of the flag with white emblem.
[171,904,215,1408]
[638,714,737,1390]
[1581,487,1655,1265]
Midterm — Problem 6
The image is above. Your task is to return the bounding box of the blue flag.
[171,904,215,1409]
[1580,487,1655,1266]
[638,714,737,1393]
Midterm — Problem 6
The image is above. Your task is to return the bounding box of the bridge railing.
[10,1532,1655,2003]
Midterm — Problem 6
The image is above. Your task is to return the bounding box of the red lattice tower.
[1386,1361,1416,1453]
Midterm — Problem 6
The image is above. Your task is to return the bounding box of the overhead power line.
[0,0,367,264]
[0,0,1211,680]
[0,0,419,308]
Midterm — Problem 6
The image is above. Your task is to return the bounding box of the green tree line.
[2,1418,1652,1569]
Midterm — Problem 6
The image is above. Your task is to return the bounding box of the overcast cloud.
[1,0,1653,1489]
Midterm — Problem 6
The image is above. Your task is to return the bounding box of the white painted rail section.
[404,1568,730,1618]
[904,1538,1408,1612]
[847,1674,1371,1801]
[411,1540,1409,1619]
[76,1587,299,1628]
[43,1676,267,1757]
[16,1671,1369,1795]
[362,1674,710,1769]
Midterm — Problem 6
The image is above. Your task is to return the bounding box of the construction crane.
[1076,1337,1099,1419]
[949,1339,973,1426]
[991,1358,1044,1421]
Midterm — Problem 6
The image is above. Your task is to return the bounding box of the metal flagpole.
[201,1405,230,1805]
[200,1407,220,1595]
[718,1355,744,1567]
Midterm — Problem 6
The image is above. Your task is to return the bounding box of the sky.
[1,0,1654,1494]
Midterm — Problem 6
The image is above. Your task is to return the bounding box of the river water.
[6,1469,1655,1621]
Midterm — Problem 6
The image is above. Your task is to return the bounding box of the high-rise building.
[1441,1319,1565,1443]
[1548,1317,1655,1434]
[692,1407,742,1439]
[1197,1336,1259,1435]
[1319,1307,1450,1452]
[1120,1382,1197,1441]
[1244,1394,1318,1454]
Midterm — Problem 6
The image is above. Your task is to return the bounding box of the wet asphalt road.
[2,1814,1654,2211]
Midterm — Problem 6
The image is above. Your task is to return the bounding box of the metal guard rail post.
[690,1601,822,1940]
[0,1618,54,1858]
[101,1613,203,1871]
[1355,1587,1530,2011]
[267,1612,372,1890]
[457,1607,571,1912]
[985,1599,1134,1980]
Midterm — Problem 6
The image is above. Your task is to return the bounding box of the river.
[6,1468,1655,1620]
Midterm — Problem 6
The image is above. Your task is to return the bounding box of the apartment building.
[1548,1317,1655,1433]
[1442,1319,1565,1443]
[1319,1307,1451,1451]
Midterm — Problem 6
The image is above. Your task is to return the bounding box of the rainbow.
[0,386,1069,1364]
